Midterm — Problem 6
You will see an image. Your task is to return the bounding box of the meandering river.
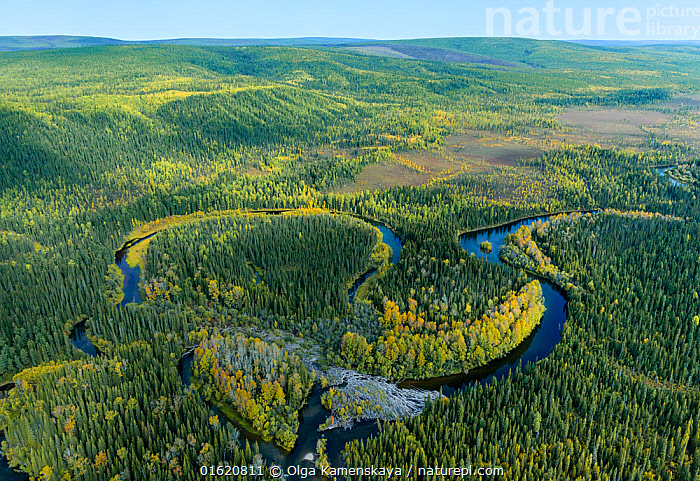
[1,212,569,480]
[348,221,402,303]
[402,215,568,394]
[657,166,685,187]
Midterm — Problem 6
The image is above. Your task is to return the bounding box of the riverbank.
[456,208,600,239]
[116,207,390,271]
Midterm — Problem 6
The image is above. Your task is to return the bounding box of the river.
[69,319,98,357]
[657,166,685,187]
[348,221,402,303]
[1,213,569,480]
[401,215,568,394]
[0,436,28,481]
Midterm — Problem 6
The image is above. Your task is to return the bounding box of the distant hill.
[380,37,605,69]
[0,35,128,51]
[4,36,700,73]
[568,39,700,47]
[328,37,595,68]
[0,35,374,52]
[139,37,375,47]
[364,37,700,70]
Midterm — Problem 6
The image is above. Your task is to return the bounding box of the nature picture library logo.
[485,0,700,39]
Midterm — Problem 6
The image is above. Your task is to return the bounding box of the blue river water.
[657,167,684,187]
[348,221,403,303]
[119,261,142,306]
[69,320,98,357]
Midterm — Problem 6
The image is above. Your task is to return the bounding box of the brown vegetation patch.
[447,131,542,167]
[649,122,700,149]
[331,164,431,194]
[558,109,670,142]
[328,149,468,193]
[239,166,271,177]
[657,94,700,110]
[677,95,700,109]
[344,44,519,67]
[330,106,690,195]
[343,46,413,60]
[308,145,368,159]
[396,151,464,174]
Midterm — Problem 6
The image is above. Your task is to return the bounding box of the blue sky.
[2,0,700,40]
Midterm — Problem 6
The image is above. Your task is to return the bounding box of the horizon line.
[2,34,700,43]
